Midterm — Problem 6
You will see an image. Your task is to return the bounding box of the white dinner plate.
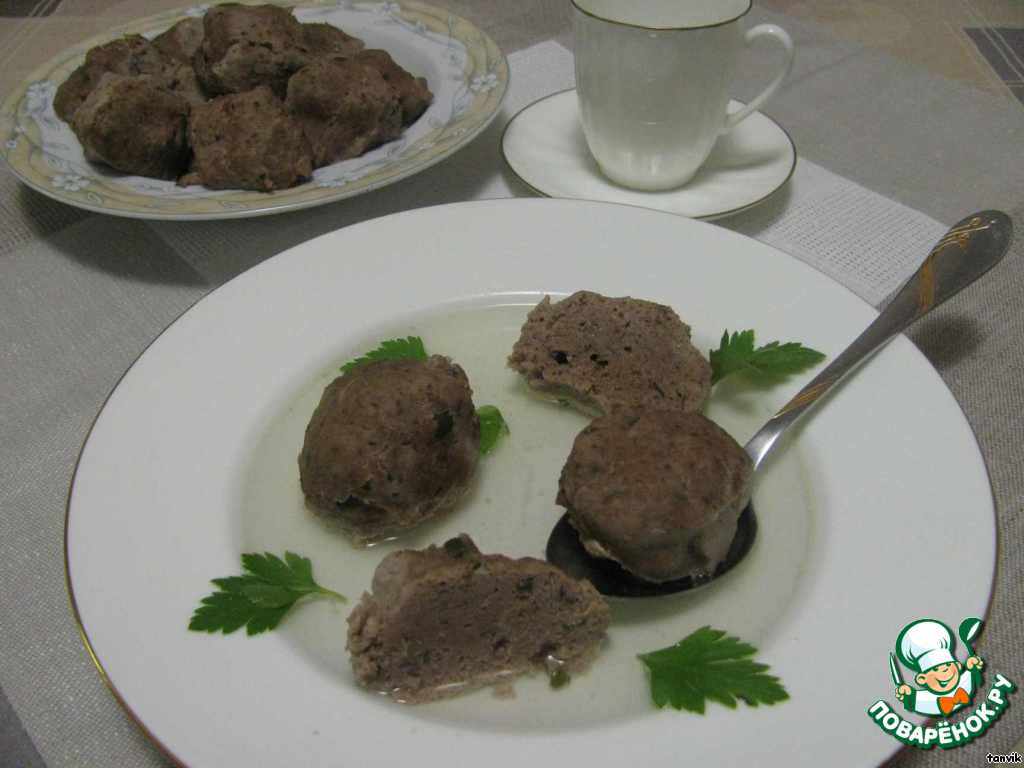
[66,199,995,767]
[502,89,796,220]
[0,0,507,220]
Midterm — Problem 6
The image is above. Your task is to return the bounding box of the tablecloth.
[1,4,1022,766]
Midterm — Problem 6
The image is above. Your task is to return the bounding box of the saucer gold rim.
[499,88,798,221]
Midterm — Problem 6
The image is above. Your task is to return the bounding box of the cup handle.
[722,24,795,133]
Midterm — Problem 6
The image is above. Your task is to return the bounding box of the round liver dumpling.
[298,356,481,543]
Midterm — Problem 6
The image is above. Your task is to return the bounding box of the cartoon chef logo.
[869,617,1016,749]
[891,618,984,716]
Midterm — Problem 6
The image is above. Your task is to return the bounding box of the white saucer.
[501,89,796,220]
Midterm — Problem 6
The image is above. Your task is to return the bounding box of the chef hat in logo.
[896,619,956,673]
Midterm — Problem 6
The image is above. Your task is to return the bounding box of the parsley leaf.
[710,329,825,385]
[341,336,428,373]
[477,405,510,455]
[189,552,345,636]
[638,626,789,714]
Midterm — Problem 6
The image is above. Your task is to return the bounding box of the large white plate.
[0,1,507,220]
[66,199,995,767]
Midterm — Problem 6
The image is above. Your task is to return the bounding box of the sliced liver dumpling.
[508,291,712,417]
[347,534,611,702]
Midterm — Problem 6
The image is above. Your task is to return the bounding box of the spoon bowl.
[546,507,757,598]
[546,210,1013,597]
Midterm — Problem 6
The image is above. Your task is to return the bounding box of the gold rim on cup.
[569,0,752,32]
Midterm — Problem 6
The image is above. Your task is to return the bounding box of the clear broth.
[239,299,816,732]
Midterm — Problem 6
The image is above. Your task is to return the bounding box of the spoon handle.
[745,210,1013,469]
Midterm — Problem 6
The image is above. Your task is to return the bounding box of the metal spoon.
[546,210,1013,597]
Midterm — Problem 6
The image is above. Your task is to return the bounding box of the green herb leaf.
[341,336,428,373]
[477,405,510,455]
[710,329,825,385]
[638,626,789,714]
[189,551,345,636]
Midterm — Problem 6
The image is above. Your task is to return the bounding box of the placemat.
[0,39,1015,768]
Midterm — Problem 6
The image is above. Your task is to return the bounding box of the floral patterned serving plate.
[0,0,507,220]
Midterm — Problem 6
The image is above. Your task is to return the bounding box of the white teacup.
[573,0,795,191]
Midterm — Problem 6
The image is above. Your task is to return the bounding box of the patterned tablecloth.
[0,2,1022,766]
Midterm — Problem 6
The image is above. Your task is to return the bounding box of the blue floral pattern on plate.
[0,0,507,219]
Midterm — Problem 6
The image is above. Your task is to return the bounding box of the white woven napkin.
[484,44,949,308]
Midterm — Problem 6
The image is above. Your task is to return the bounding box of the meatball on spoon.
[547,211,1012,597]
